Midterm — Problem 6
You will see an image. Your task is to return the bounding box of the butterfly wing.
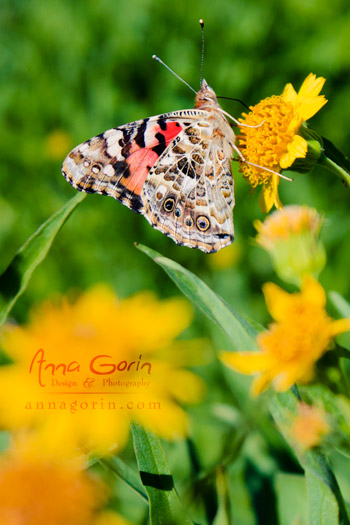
[62,110,235,253]
[141,118,235,253]
[62,113,200,214]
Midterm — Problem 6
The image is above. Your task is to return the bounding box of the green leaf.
[100,456,148,501]
[329,291,350,318]
[275,473,307,525]
[267,391,350,525]
[319,137,350,187]
[136,244,258,351]
[304,455,340,525]
[321,136,350,173]
[131,423,193,525]
[0,193,86,326]
[329,291,350,354]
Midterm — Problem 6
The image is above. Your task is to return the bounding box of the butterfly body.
[62,80,236,253]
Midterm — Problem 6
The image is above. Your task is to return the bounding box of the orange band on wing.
[124,149,159,194]
[122,120,183,195]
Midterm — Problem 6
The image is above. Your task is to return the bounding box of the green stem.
[319,155,350,187]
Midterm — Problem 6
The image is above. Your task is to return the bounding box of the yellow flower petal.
[220,351,272,374]
[301,275,326,307]
[329,318,350,336]
[272,174,283,209]
[262,282,291,322]
[297,96,328,122]
[282,82,298,103]
[259,182,275,213]
[280,135,308,169]
[251,372,273,396]
[298,73,326,98]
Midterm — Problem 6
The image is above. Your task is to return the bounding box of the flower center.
[238,96,296,186]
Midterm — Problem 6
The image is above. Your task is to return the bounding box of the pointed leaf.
[131,423,193,525]
[0,193,86,325]
[136,244,258,351]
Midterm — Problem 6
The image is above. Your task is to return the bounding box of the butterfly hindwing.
[141,118,235,252]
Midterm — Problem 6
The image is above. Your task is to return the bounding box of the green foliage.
[1,0,349,321]
[140,243,350,524]
[0,192,85,325]
[131,423,193,524]
[0,1,349,523]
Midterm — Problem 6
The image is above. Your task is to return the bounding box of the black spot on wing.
[157,117,167,131]
[121,127,134,156]
[112,160,130,178]
[134,118,149,148]
[117,187,143,214]
[151,132,167,157]
[215,233,234,241]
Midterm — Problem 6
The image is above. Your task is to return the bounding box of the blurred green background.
[1,0,349,323]
[1,1,349,523]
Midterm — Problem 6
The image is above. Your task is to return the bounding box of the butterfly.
[62,79,237,253]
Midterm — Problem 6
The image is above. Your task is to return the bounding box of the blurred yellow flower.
[238,74,327,212]
[290,403,329,452]
[0,286,204,456]
[254,205,326,285]
[255,205,321,249]
[0,443,108,525]
[207,242,242,270]
[94,511,132,525]
[220,276,350,396]
[45,129,73,161]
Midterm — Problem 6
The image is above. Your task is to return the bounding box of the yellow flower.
[207,242,242,270]
[45,129,73,161]
[94,511,132,525]
[0,286,204,456]
[255,205,321,249]
[254,205,326,285]
[238,74,327,212]
[290,403,330,452]
[220,276,350,396]
[0,443,108,525]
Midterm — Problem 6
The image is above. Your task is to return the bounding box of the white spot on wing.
[103,164,115,177]
[79,143,90,153]
[106,130,124,157]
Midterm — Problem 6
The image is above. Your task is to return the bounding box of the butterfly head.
[195,79,220,110]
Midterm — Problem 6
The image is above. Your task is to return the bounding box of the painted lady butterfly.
[62,78,237,253]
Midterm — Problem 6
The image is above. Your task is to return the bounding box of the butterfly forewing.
[62,112,202,214]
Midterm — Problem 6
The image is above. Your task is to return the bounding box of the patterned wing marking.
[61,113,199,214]
[141,122,235,253]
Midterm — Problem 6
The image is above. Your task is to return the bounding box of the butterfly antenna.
[199,18,205,86]
[217,96,251,112]
[152,55,197,94]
